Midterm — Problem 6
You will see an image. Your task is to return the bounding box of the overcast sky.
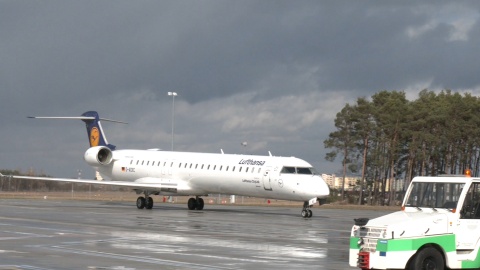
[2,1,480,178]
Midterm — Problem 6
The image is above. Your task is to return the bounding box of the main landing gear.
[188,196,204,210]
[301,201,313,218]
[136,192,154,210]
[135,191,205,211]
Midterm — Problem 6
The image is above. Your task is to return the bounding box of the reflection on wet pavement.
[0,200,391,269]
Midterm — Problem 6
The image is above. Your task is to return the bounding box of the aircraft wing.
[0,173,189,194]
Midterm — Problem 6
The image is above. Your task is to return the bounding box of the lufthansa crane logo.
[90,127,100,146]
[278,179,284,188]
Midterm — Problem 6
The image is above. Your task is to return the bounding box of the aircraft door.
[262,167,273,191]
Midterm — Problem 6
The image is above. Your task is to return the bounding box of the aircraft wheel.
[188,198,197,210]
[301,209,309,218]
[145,197,154,209]
[308,209,313,218]
[197,198,204,210]
[136,197,146,209]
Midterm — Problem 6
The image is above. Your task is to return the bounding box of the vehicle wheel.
[188,198,197,210]
[410,247,444,270]
[197,198,204,210]
[136,197,146,209]
[308,209,313,218]
[301,209,308,218]
[145,197,153,209]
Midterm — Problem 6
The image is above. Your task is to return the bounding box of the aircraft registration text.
[121,167,135,173]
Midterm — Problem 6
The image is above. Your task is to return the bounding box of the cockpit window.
[297,167,313,175]
[281,167,296,174]
[310,167,320,175]
[280,167,319,175]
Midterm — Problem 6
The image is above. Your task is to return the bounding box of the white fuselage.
[93,149,330,201]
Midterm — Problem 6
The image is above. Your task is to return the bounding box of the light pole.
[241,141,247,154]
[168,92,177,151]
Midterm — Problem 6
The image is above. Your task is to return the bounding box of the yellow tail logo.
[90,127,100,147]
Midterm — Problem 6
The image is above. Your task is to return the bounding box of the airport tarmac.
[0,198,394,270]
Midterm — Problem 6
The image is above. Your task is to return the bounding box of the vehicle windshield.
[405,182,464,209]
[280,167,320,175]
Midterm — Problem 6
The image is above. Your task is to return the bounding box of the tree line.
[324,89,480,206]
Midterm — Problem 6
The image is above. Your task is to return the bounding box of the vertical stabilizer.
[81,111,112,149]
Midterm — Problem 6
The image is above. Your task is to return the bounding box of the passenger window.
[130,160,133,165]
[220,166,223,171]
[246,167,249,173]
[226,166,229,171]
[239,167,242,172]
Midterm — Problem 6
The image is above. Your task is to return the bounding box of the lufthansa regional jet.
[2,111,330,218]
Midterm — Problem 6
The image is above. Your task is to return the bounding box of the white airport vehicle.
[1,111,330,217]
[349,171,480,269]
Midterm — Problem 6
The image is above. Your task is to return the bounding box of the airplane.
[1,111,330,218]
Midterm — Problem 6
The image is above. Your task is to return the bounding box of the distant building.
[322,173,408,192]
[322,174,359,190]
[321,174,335,187]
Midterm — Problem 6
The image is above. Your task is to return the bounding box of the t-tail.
[28,111,127,150]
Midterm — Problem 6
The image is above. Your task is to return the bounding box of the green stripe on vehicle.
[462,249,480,268]
[350,234,456,252]
[350,237,360,249]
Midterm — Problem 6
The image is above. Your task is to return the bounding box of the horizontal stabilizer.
[28,111,127,149]
[27,116,128,124]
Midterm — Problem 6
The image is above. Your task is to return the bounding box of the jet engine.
[84,146,113,166]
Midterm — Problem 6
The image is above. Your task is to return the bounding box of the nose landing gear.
[301,200,314,218]
[301,208,313,218]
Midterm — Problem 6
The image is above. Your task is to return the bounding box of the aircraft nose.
[316,176,330,197]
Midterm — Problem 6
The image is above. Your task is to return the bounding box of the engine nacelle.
[84,146,113,166]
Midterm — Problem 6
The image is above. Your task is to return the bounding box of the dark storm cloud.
[2,1,480,177]
[3,1,480,105]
